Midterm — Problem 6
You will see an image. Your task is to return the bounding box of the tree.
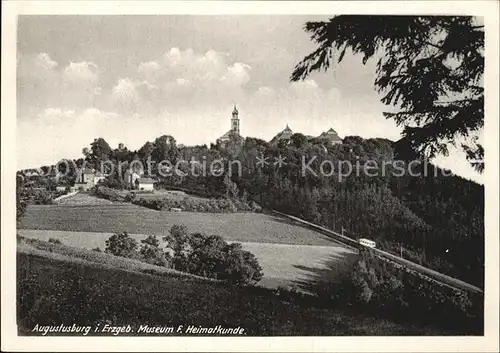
[223,173,239,199]
[290,133,309,149]
[16,175,27,220]
[139,235,168,266]
[104,231,138,258]
[291,16,484,171]
[86,138,113,170]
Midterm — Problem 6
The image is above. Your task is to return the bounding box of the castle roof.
[318,128,342,142]
[270,124,294,143]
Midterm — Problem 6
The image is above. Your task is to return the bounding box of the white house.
[135,177,155,191]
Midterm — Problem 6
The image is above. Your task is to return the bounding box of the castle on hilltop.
[216,105,342,148]
[270,124,342,146]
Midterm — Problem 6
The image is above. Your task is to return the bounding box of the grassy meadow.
[17,238,448,336]
[18,203,337,246]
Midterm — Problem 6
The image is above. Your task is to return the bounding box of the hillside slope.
[17,244,448,336]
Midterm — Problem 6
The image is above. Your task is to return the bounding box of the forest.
[19,132,484,288]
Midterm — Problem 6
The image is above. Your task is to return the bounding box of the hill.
[17,133,485,287]
[17,238,449,336]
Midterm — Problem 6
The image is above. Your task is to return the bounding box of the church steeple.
[231,104,240,134]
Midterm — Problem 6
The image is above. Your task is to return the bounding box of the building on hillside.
[93,171,106,185]
[269,125,343,146]
[74,168,108,191]
[315,128,342,145]
[74,168,96,191]
[134,177,155,191]
[217,104,244,148]
[56,185,68,193]
[270,124,294,145]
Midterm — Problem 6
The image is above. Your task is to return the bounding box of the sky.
[16,15,483,183]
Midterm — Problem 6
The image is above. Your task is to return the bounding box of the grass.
[134,189,207,202]
[18,204,337,246]
[18,231,358,291]
[53,192,118,205]
[17,239,449,336]
[18,237,213,282]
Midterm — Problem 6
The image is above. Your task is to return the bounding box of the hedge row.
[132,196,261,213]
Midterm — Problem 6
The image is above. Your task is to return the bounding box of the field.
[18,194,360,293]
[54,192,119,205]
[18,204,338,246]
[17,242,447,336]
[19,229,357,291]
[133,189,208,202]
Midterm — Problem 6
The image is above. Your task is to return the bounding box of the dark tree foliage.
[163,227,263,284]
[139,235,168,267]
[16,175,27,220]
[104,232,139,258]
[291,16,484,171]
[86,138,113,170]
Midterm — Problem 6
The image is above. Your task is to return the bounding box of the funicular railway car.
[358,238,376,248]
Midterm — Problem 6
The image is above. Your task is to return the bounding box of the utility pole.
[423,230,426,263]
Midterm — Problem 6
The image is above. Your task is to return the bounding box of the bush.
[139,235,169,267]
[18,187,54,206]
[132,195,256,213]
[94,186,127,202]
[165,225,264,285]
[100,225,263,285]
[104,232,139,258]
[221,243,263,285]
[17,195,27,220]
[336,250,483,332]
[92,247,102,252]
[48,238,62,244]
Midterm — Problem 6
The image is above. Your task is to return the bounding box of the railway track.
[272,210,483,295]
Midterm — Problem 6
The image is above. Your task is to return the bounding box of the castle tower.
[231,104,240,134]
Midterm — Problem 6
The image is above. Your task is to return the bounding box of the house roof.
[81,168,95,175]
[137,177,155,184]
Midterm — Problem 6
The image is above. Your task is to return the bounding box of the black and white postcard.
[2,1,499,352]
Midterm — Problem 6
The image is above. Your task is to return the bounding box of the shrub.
[92,247,102,252]
[94,186,127,202]
[104,232,139,258]
[132,194,256,213]
[139,235,169,267]
[163,225,189,256]
[164,225,264,285]
[337,250,483,332]
[221,243,263,285]
[33,189,54,205]
[48,238,62,244]
[17,195,27,220]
